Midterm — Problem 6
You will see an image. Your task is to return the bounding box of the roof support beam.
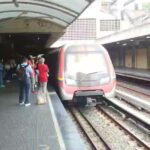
[124,0,135,6]
[13,0,19,7]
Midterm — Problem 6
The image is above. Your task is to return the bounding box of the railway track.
[70,107,110,150]
[69,106,150,150]
[116,81,150,113]
[96,105,150,150]
[117,81,150,98]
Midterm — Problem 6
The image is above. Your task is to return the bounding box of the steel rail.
[117,81,150,97]
[96,105,150,150]
[70,107,111,150]
[116,73,150,81]
[69,107,97,150]
[103,96,150,129]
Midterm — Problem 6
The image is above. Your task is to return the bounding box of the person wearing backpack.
[17,57,33,106]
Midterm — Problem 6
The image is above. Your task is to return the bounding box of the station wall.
[125,50,132,68]
[135,48,147,69]
[108,47,149,69]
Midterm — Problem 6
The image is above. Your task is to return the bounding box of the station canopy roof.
[0,0,94,32]
[0,0,94,56]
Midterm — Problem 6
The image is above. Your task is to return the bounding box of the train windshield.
[65,46,110,86]
[66,51,108,74]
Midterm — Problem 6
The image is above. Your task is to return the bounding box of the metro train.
[46,42,116,105]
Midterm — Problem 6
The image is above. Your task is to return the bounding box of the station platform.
[115,67,150,81]
[0,82,86,150]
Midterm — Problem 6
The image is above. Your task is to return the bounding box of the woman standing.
[28,55,37,93]
[37,58,49,101]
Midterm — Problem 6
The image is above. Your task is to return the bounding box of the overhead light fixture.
[130,39,134,41]
[146,36,150,39]
[116,42,120,44]
[122,43,127,46]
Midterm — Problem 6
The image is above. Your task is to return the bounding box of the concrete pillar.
[119,47,125,67]
[108,49,116,67]
[132,46,136,68]
[147,47,150,69]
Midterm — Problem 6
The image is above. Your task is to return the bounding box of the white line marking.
[49,92,57,95]
[47,92,66,150]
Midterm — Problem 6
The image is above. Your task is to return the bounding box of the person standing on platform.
[28,55,37,94]
[17,57,33,106]
[37,58,49,101]
[4,60,11,83]
[0,59,5,88]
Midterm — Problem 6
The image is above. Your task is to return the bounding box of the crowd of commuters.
[18,56,49,106]
[0,55,49,107]
[0,60,5,87]
[0,58,16,87]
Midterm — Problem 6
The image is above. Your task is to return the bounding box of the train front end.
[57,43,116,105]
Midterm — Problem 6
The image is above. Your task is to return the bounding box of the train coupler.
[73,90,104,106]
[86,97,97,107]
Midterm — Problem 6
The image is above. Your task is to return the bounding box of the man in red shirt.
[38,58,49,101]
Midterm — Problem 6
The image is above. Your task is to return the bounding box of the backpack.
[18,64,28,81]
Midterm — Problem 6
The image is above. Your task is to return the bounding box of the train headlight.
[100,77,110,84]
[66,78,77,86]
